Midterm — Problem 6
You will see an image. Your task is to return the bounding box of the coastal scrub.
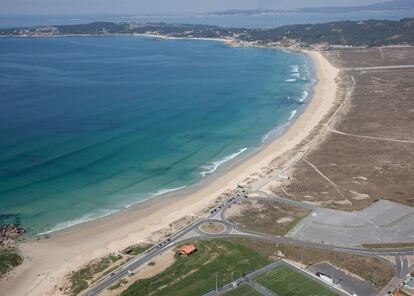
[121,239,270,296]
[0,248,23,276]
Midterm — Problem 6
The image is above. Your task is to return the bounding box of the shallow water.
[0,36,312,234]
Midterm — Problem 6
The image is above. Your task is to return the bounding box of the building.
[177,244,197,256]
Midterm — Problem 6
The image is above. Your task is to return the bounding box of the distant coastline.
[1,17,413,47]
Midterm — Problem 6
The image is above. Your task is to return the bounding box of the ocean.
[0,36,312,234]
[1,11,413,29]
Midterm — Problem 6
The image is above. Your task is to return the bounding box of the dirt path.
[327,127,414,144]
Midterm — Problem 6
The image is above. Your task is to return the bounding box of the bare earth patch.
[102,249,175,296]
[226,200,309,236]
[273,48,414,211]
[199,222,225,234]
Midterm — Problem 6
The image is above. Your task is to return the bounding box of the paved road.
[83,191,414,296]
[308,261,378,296]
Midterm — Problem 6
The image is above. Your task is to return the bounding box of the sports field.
[256,265,338,296]
[223,284,262,296]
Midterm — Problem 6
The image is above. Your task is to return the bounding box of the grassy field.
[0,248,22,276]
[256,265,337,296]
[223,284,262,296]
[121,239,270,296]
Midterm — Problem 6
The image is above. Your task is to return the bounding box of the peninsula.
[1,17,413,47]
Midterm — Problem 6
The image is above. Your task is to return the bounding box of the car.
[110,272,115,276]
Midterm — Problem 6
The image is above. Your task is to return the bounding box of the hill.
[1,17,413,47]
[297,0,414,13]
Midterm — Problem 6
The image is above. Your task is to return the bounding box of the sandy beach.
[0,50,339,296]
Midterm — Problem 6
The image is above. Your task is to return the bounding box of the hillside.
[1,17,413,47]
[248,17,414,46]
[297,0,414,13]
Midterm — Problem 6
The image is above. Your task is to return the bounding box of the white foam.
[152,186,186,197]
[288,109,297,121]
[299,90,309,103]
[291,73,300,78]
[37,186,187,236]
[200,147,247,177]
[37,208,119,236]
[285,78,296,82]
[290,64,299,73]
[262,130,273,143]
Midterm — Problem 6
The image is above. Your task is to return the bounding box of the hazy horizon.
[1,0,387,16]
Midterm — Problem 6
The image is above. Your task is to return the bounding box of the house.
[177,244,197,256]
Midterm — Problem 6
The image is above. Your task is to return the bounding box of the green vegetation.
[68,243,152,295]
[109,279,128,290]
[69,253,124,295]
[129,244,152,256]
[2,17,414,47]
[251,17,414,46]
[223,284,262,296]
[256,265,337,296]
[0,248,23,276]
[121,239,270,296]
[362,242,414,249]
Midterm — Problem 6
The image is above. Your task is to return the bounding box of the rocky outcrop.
[0,224,25,247]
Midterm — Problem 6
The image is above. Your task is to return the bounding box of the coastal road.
[83,191,413,296]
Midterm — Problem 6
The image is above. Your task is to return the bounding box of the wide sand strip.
[0,51,338,296]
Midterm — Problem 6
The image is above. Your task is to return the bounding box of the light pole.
[301,248,304,269]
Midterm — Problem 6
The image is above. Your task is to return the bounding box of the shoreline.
[31,35,311,237]
[0,49,339,296]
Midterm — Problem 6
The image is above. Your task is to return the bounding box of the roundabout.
[197,220,229,235]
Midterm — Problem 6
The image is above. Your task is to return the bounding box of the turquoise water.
[0,36,312,234]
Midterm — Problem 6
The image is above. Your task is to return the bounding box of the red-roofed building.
[177,244,197,256]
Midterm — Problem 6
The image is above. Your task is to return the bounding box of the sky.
[0,0,386,15]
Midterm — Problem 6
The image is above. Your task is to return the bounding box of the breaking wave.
[37,208,119,236]
[299,90,309,103]
[288,109,297,121]
[290,64,299,73]
[200,147,247,177]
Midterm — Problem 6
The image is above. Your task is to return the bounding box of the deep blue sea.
[0,36,312,234]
